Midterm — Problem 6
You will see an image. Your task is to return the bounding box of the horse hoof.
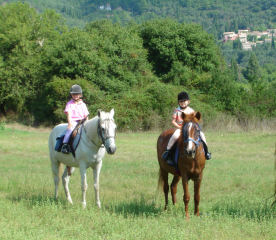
[82,202,87,208]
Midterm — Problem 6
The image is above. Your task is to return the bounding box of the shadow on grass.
[104,195,163,218]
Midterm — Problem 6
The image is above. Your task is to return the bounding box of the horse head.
[97,109,117,155]
[180,111,202,159]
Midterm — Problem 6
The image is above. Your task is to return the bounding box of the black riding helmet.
[70,84,82,94]
[178,91,190,101]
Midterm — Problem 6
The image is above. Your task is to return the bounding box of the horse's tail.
[157,168,164,192]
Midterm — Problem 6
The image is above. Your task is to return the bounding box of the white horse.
[48,109,116,208]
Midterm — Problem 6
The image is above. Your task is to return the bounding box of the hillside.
[1,0,276,36]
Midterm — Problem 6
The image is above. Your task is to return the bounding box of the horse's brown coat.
[157,111,206,220]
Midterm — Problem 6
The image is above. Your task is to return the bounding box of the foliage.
[140,19,222,78]
[1,2,276,130]
[245,52,261,83]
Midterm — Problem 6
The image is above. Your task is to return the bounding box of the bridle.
[81,118,116,150]
[97,118,116,145]
[181,122,203,157]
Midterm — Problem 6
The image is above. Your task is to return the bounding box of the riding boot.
[162,150,174,165]
[202,141,211,160]
[61,143,71,154]
[162,150,170,160]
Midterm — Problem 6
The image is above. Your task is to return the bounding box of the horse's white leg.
[79,163,88,208]
[62,167,75,204]
[52,161,61,200]
[93,160,102,209]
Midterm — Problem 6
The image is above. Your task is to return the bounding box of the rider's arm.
[171,118,181,129]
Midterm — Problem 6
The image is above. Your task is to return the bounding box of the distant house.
[250,31,262,39]
[238,33,247,43]
[106,4,111,11]
[222,32,238,42]
[264,39,272,43]
[267,29,276,34]
[99,4,111,10]
[238,29,249,34]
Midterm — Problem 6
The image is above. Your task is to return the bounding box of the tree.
[233,38,242,50]
[230,57,239,81]
[140,18,222,78]
[0,2,66,117]
[272,32,275,50]
[245,52,261,82]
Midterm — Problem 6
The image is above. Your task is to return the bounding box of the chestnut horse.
[157,112,206,220]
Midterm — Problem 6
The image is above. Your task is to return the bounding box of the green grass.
[0,126,276,239]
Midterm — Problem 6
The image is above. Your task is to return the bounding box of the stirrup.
[162,151,170,161]
[61,144,70,154]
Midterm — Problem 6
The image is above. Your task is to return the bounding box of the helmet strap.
[179,105,187,110]
[72,97,81,103]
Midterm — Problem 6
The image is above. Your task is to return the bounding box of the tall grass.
[0,125,276,239]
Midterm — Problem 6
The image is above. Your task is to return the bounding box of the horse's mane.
[178,112,202,146]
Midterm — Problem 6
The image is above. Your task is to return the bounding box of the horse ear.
[195,111,201,121]
[110,108,114,118]
[97,109,101,117]
[182,112,186,120]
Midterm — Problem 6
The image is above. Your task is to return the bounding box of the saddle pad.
[167,147,181,176]
[54,127,82,154]
[55,130,67,152]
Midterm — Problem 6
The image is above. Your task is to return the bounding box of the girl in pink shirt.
[62,85,89,154]
[162,91,211,162]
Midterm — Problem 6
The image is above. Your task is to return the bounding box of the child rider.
[61,84,89,154]
[162,91,211,163]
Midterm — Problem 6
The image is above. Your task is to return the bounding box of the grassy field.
[0,124,276,239]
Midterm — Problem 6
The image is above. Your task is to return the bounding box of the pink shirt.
[172,106,194,126]
[64,99,89,121]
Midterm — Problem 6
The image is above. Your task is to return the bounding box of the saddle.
[166,140,181,175]
[55,120,85,158]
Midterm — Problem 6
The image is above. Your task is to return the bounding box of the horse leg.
[171,175,181,205]
[62,167,75,204]
[194,174,203,216]
[79,163,88,208]
[159,167,169,210]
[92,160,102,209]
[51,160,62,200]
[182,175,190,220]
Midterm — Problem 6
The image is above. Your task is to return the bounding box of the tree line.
[1,2,276,130]
[2,0,276,37]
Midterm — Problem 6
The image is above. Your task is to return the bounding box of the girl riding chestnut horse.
[162,91,211,164]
